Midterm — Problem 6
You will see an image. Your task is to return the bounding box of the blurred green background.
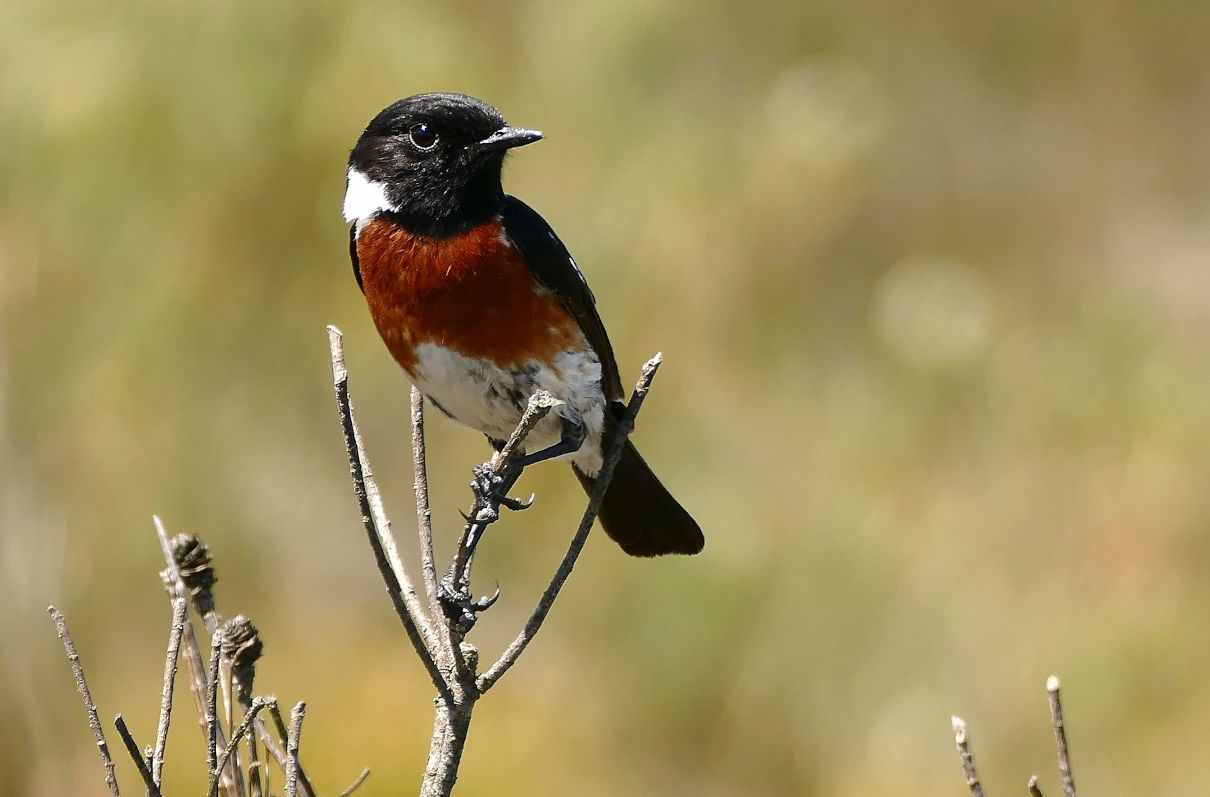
[4,1,1210,794]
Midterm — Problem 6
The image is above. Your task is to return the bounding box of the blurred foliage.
[3,1,1210,794]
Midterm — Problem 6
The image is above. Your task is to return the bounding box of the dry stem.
[1047,676,1076,797]
[284,701,306,797]
[48,606,121,797]
[951,716,986,797]
[152,596,187,786]
[114,714,162,797]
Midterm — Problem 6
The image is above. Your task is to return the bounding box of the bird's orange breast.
[356,216,585,374]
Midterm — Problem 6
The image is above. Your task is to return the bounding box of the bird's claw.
[468,461,530,515]
[499,492,535,512]
[438,577,502,635]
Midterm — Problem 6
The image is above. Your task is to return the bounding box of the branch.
[114,714,162,797]
[476,354,662,693]
[1047,675,1077,797]
[327,325,453,704]
[267,702,318,797]
[152,596,187,787]
[284,701,307,797]
[411,387,469,684]
[412,386,442,616]
[1029,775,1045,797]
[207,637,221,779]
[47,606,121,797]
[440,391,559,637]
[338,767,372,797]
[951,716,986,797]
[208,697,274,797]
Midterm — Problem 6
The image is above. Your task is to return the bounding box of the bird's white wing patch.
[342,168,396,223]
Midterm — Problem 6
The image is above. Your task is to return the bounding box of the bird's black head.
[343,93,542,237]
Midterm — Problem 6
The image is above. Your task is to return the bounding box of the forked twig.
[329,328,670,795]
[327,325,453,705]
[269,701,318,797]
[448,391,559,593]
[950,676,1082,795]
[48,606,121,797]
[477,354,662,693]
[114,714,162,797]
[208,697,275,797]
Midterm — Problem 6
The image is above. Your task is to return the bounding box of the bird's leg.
[437,416,584,633]
[515,413,586,468]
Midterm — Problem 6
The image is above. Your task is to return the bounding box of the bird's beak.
[474,126,544,153]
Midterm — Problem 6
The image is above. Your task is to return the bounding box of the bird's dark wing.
[500,195,624,402]
[349,224,364,292]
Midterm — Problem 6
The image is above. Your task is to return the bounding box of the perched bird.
[342,93,703,557]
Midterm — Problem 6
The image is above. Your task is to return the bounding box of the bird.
[342,92,703,557]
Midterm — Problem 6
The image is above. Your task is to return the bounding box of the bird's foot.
[468,462,532,517]
[437,577,501,635]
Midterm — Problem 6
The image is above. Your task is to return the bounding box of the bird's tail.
[574,439,704,556]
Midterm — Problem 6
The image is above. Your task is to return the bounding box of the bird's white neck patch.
[342,168,396,223]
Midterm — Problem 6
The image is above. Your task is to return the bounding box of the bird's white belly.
[411,342,607,475]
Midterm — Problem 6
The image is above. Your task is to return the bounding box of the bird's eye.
[408,123,439,151]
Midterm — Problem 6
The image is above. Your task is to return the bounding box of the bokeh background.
[4,1,1210,794]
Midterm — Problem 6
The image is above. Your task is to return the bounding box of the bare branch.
[207,637,221,779]
[257,715,314,797]
[208,698,274,797]
[47,606,120,797]
[285,701,307,797]
[412,386,442,616]
[327,325,453,704]
[411,387,469,684]
[1028,775,1045,797]
[1047,675,1077,797]
[448,391,559,596]
[951,716,986,797]
[152,596,187,787]
[476,354,662,693]
[338,767,372,797]
[114,715,162,797]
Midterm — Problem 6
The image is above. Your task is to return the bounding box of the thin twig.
[1047,675,1077,797]
[247,713,263,797]
[338,767,372,797]
[285,701,306,797]
[207,638,221,778]
[476,354,662,693]
[48,606,121,797]
[327,325,453,704]
[1029,775,1045,797]
[269,702,317,797]
[412,386,442,618]
[152,596,187,786]
[951,716,986,797]
[257,716,315,797]
[411,387,469,684]
[208,698,275,797]
[221,657,246,797]
[114,715,162,797]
